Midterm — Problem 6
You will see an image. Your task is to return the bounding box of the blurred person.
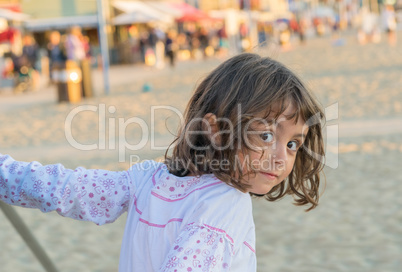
[144,29,157,66]
[155,28,166,69]
[239,22,250,51]
[329,14,340,35]
[381,4,397,46]
[0,54,6,79]
[185,24,196,52]
[358,7,381,44]
[299,17,308,45]
[80,35,91,59]
[313,17,325,36]
[148,28,158,54]
[217,25,229,56]
[176,32,189,51]
[165,30,177,67]
[22,34,39,70]
[329,14,343,45]
[0,53,326,272]
[47,31,67,83]
[10,52,33,93]
[198,28,209,58]
[11,34,40,92]
[278,23,292,51]
[139,32,148,63]
[208,30,220,56]
[257,24,267,45]
[293,15,308,45]
[289,15,299,34]
[191,34,201,59]
[65,26,86,62]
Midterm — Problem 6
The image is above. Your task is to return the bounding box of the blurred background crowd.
[0,0,401,94]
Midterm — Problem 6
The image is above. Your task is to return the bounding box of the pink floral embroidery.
[204,255,217,268]
[186,177,201,189]
[202,231,218,245]
[166,256,180,268]
[101,179,115,190]
[45,166,58,176]
[32,180,44,193]
[152,171,221,202]
[161,223,233,272]
[89,206,100,217]
[0,177,6,189]
[9,163,18,174]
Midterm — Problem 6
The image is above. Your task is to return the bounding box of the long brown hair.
[165,53,325,211]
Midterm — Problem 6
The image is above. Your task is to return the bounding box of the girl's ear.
[203,113,220,145]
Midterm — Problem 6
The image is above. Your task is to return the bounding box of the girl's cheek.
[280,158,296,174]
[277,164,286,172]
[258,158,271,171]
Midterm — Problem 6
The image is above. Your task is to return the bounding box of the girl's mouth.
[260,172,278,180]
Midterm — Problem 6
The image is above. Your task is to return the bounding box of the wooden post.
[0,202,58,272]
[370,0,379,14]
[65,60,82,103]
[97,0,111,95]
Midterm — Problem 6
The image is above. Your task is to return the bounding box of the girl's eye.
[287,141,299,151]
[260,132,274,143]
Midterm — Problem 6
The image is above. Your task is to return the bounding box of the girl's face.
[238,103,308,194]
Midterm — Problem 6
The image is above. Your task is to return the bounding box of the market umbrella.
[0,28,17,43]
[0,8,30,21]
[169,2,211,22]
[112,0,174,24]
[113,12,163,25]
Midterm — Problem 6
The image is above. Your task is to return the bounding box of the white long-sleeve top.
[0,154,256,271]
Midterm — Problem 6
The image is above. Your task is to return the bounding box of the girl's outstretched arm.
[0,154,135,225]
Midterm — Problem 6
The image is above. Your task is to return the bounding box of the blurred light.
[69,72,79,83]
[384,0,396,5]
[20,66,29,74]
[205,46,214,57]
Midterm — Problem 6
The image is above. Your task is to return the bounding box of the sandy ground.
[0,32,402,272]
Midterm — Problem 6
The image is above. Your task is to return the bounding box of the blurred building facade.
[0,0,19,9]
[0,0,294,66]
[196,0,289,13]
[2,0,395,73]
[21,0,96,19]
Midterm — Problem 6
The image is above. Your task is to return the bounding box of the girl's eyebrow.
[255,117,276,126]
[274,120,308,137]
[293,133,307,139]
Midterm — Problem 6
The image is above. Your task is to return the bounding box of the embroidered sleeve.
[0,154,134,225]
[159,223,234,272]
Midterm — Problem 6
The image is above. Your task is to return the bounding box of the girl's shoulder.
[149,165,250,206]
[152,166,254,230]
[127,160,164,180]
[128,161,254,247]
[128,161,252,211]
[125,160,165,193]
[152,171,222,201]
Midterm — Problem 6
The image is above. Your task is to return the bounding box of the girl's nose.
[271,143,288,166]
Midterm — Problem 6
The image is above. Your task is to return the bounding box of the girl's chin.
[248,186,274,195]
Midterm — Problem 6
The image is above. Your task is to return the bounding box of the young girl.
[0,53,325,271]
